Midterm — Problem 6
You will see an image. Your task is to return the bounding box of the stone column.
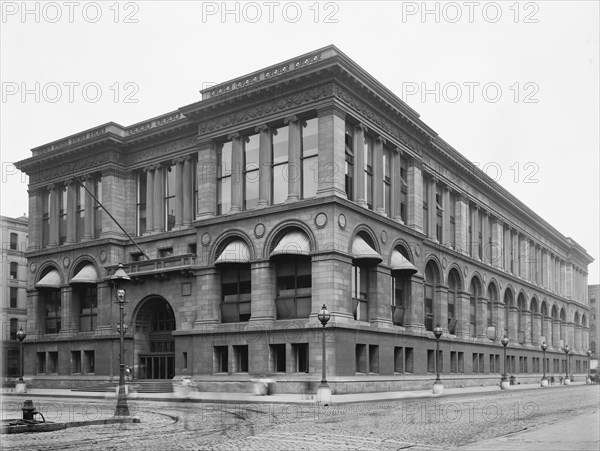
[407,156,423,233]
[370,266,393,327]
[406,274,425,331]
[174,157,184,228]
[512,231,519,276]
[481,211,489,265]
[194,267,220,326]
[543,315,553,345]
[428,177,437,241]
[567,322,575,350]
[48,184,59,247]
[434,285,448,332]
[508,305,519,342]
[316,105,346,198]
[59,286,74,337]
[250,260,275,322]
[183,156,193,226]
[26,289,40,339]
[153,165,164,232]
[552,319,561,348]
[575,325,582,351]
[65,180,77,244]
[455,193,469,256]
[256,124,272,207]
[477,296,488,339]
[456,290,471,339]
[354,124,367,207]
[196,140,217,218]
[285,116,301,202]
[522,309,532,344]
[492,300,504,339]
[391,149,402,222]
[27,190,42,251]
[491,217,503,269]
[503,226,511,271]
[532,312,541,345]
[82,176,95,241]
[565,264,573,300]
[229,133,243,213]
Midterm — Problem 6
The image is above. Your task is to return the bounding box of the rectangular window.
[458,352,465,373]
[438,350,444,373]
[75,184,85,241]
[428,350,435,373]
[136,172,147,235]
[165,165,176,231]
[275,257,311,319]
[9,262,17,279]
[234,345,248,372]
[272,125,289,204]
[159,247,173,258]
[10,232,18,250]
[215,346,228,373]
[425,281,433,331]
[451,351,458,373]
[37,352,46,374]
[84,350,95,373]
[472,353,479,373]
[72,351,81,373]
[436,186,443,242]
[183,352,188,370]
[93,179,102,239]
[470,297,476,337]
[48,351,58,373]
[364,136,373,209]
[345,123,354,201]
[42,190,50,247]
[78,285,98,332]
[352,265,369,321]
[292,343,308,373]
[519,356,524,373]
[405,347,414,373]
[392,275,406,326]
[383,147,391,217]
[221,266,251,322]
[302,118,318,199]
[244,133,260,210]
[44,289,61,334]
[355,344,367,373]
[400,158,408,222]
[369,345,379,373]
[10,287,18,308]
[422,177,429,236]
[217,141,232,214]
[524,356,528,373]
[394,347,404,373]
[59,185,67,245]
[490,354,495,373]
[479,354,485,373]
[271,344,286,372]
[449,192,456,249]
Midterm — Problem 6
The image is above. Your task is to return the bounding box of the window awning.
[69,264,98,284]
[35,269,61,289]
[270,231,310,257]
[215,240,251,265]
[390,249,418,275]
[352,236,382,264]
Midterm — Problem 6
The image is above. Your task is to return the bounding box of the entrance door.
[134,297,176,379]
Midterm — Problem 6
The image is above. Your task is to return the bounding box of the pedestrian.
[550,375,555,386]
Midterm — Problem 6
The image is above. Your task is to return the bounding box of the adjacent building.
[15,46,593,392]
[1,214,28,378]
[589,285,599,367]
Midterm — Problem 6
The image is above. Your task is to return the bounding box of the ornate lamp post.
[540,342,548,387]
[112,263,131,416]
[316,304,331,404]
[501,336,510,390]
[433,324,444,394]
[563,344,570,385]
[16,327,27,393]
[586,349,592,383]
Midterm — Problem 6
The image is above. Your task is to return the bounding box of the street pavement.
[1,381,599,450]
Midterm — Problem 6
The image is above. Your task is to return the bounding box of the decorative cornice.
[30,152,115,184]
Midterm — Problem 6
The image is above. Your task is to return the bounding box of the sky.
[1,1,598,283]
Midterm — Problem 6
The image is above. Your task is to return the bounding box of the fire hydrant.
[22,400,36,421]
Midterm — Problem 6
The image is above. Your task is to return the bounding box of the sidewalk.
[3,380,591,405]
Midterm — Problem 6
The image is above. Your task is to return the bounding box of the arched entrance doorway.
[134,297,176,379]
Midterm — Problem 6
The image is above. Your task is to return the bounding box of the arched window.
[69,262,99,332]
[487,283,498,328]
[391,246,417,326]
[36,267,61,334]
[541,301,548,338]
[517,293,527,343]
[530,297,538,343]
[504,289,513,338]
[424,261,441,332]
[215,240,251,323]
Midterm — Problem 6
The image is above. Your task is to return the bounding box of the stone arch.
[423,259,442,331]
[530,296,539,314]
[582,314,587,327]
[389,238,415,265]
[348,224,380,255]
[132,295,177,380]
[69,255,100,280]
[263,219,317,259]
[210,229,256,265]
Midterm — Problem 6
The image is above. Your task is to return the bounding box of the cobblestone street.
[2,384,598,450]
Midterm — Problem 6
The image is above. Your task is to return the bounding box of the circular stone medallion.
[315,213,327,229]
[254,223,266,238]
[338,214,346,230]
[201,232,211,246]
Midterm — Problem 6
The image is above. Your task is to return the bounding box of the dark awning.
[390,249,418,275]
[352,236,382,264]
[270,231,310,257]
[215,240,251,265]
[69,264,98,284]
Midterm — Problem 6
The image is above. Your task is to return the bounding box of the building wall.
[1,215,28,378]
[589,285,599,365]
[15,46,593,391]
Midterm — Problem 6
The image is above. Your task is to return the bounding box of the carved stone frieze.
[29,152,115,184]
[132,136,197,163]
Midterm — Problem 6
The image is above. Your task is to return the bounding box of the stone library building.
[15,46,593,393]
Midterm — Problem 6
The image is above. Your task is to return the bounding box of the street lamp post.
[586,350,592,383]
[501,336,510,390]
[112,263,131,417]
[540,342,548,387]
[433,324,444,394]
[316,304,331,404]
[16,327,27,393]
[563,344,570,385]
